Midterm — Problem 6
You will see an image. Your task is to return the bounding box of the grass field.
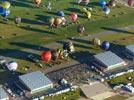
[45,89,80,100]
[105,95,128,100]
[0,0,134,49]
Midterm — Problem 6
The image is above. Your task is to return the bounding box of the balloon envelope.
[14,16,21,24]
[101,41,110,50]
[103,7,110,15]
[53,17,62,26]
[77,25,85,33]
[7,61,18,71]
[41,51,51,62]
[1,9,10,17]
[70,13,78,22]
[0,7,5,14]
[92,38,101,46]
[46,17,54,25]
[128,0,134,6]
[57,11,65,17]
[34,0,41,6]
[2,1,10,9]
[99,1,107,7]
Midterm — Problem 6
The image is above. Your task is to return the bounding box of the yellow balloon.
[2,1,10,9]
[86,11,91,19]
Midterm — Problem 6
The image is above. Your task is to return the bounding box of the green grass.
[0,0,134,49]
[44,89,80,100]
[105,95,127,100]
[107,72,134,86]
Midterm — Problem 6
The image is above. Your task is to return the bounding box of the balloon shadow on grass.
[0,49,40,62]
[10,42,50,51]
[20,26,57,35]
[101,27,134,34]
[11,0,33,8]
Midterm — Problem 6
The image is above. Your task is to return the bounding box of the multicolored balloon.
[41,51,52,62]
[70,13,78,22]
[7,61,18,71]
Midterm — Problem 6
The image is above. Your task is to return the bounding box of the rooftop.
[19,71,53,91]
[80,82,110,98]
[0,86,8,99]
[94,51,124,67]
[126,45,134,54]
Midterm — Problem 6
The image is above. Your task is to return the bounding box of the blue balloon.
[57,11,65,17]
[103,7,110,15]
[101,41,110,50]
[0,7,5,14]
[1,9,10,18]
[99,1,107,7]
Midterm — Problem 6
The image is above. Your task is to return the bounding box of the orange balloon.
[34,0,41,7]
[53,18,62,26]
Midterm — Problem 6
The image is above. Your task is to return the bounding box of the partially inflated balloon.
[1,1,10,9]
[70,13,78,22]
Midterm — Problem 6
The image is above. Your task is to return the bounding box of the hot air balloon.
[46,16,55,26]
[57,11,65,17]
[92,38,101,46]
[101,41,110,50]
[0,7,5,14]
[51,49,59,61]
[63,41,75,53]
[70,13,78,22]
[99,0,107,8]
[77,25,85,34]
[53,17,62,27]
[34,0,41,7]
[103,7,110,16]
[14,16,21,24]
[84,11,91,19]
[1,8,10,18]
[128,0,134,6]
[6,61,18,71]
[78,0,90,5]
[41,51,52,62]
[1,1,10,9]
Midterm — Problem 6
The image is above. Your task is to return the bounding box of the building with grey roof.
[125,45,134,57]
[19,71,53,94]
[94,51,125,70]
[0,86,9,100]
